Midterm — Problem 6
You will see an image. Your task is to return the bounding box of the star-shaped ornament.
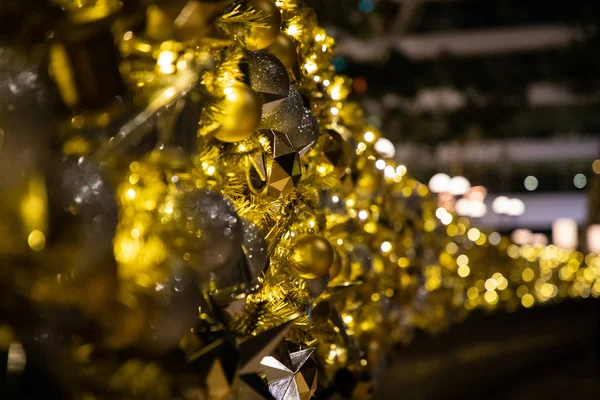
[234,322,294,399]
[258,344,318,400]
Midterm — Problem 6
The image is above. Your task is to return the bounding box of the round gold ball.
[291,234,334,279]
[268,32,298,70]
[245,0,281,50]
[214,82,262,143]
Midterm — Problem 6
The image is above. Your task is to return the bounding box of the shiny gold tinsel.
[1,1,599,399]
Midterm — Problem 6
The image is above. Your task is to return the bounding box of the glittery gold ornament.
[213,82,262,142]
[291,234,334,279]
[323,128,351,179]
[268,32,298,70]
[245,0,282,50]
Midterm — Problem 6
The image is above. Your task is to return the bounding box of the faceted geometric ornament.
[262,130,302,199]
[235,323,293,399]
[258,346,318,400]
[323,129,351,179]
[186,334,239,400]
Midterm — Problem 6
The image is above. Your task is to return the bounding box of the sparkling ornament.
[323,128,351,179]
[145,263,207,351]
[246,50,290,116]
[259,345,318,400]
[289,107,318,157]
[291,234,334,279]
[259,85,304,136]
[264,129,302,199]
[166,188,245,289]
[45,156,119,311]
[245,0,282,50]
[213,82,262,143]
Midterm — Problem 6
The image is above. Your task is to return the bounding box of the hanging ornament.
[258,345,318,400]
[244,0,282,50]
[212,82,262,143]
[164,188,245,288]
[268,32,299,71]
[43,155,119,313]
[322,128,351,179]
[259,85,304,135]
[291,234,334,279]
[263,129,302,199]
[149,267,213,352]
[245,50,290,116]
[288,107,319,157]
[215,217,269,313]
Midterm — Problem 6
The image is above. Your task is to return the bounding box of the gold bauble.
[291,234,334,279]
[268,32,298,70]
[214,82,262,142]
[245,0,281,50]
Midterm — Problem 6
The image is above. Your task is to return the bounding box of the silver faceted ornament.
[290,107,319,157]
[259,85,304,136]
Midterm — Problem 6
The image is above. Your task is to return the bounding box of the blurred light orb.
[532,233,548,246]
[464,186,487,202]
[553,218,578,250]
[375,159,386,170]
[593,159,600,174]
[506,198,525,216]
[573,173,587,189]
[470,201,487,218]
[374,137,395,158]
[489,232,501,246]
[511,229,533,245]
[448,176,471,196]
[587,225,600,253]
[524,175,538,191]
[428,173,451,193]
[455,198,487,218]
[493,196,525,216]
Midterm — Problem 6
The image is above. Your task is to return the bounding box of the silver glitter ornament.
[147,262,207,351]
[47,156,119,281]
[170,189,245,290]
[290,107,319,157]
[246,50,290,117]
[259,85,304,136]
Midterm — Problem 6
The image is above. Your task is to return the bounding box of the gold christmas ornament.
[245,0,282,50]
[323,128,352,179]
[213,82,262,142]
[265,129,302,198]
[291,234,335,279]
[4,1,600,399]
[268,32,298,70]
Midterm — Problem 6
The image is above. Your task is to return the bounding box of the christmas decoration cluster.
[2,1,600,399]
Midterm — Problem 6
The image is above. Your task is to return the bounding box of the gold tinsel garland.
[0,0,599,399]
